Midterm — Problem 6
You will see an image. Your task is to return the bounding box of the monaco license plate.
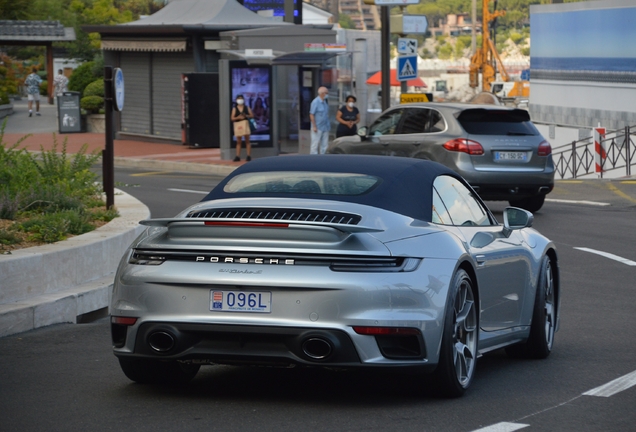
[494,151,528,162]
[210,290,271,313]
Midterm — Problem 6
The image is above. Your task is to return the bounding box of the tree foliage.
[5,0,166,62]
[339,14,357,30]
[407,0,547,31]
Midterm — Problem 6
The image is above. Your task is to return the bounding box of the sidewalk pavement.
[2,98,241,177]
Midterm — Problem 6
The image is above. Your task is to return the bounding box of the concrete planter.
[86,113,105,133]
[0,190,150,337]
[0,102,14,119]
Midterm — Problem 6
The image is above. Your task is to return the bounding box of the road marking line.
[621,180,636,184]
[130,171,173,177]
[583,370,636,397]
[167,188,208,195]
[606,183,636,204]
[545,198,610,206]
[471,422,530,432]
[574,247,636,266]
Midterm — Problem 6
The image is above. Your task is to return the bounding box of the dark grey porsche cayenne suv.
[327,103,555,212]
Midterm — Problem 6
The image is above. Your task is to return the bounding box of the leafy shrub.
[80,95,104,114]
[0,126,109,246]
[68,61,96,96]
[84,79,105,98]
[0,228,19,245]
[19,215,69,243]
[91,207,119,222]
[39,80,48,96]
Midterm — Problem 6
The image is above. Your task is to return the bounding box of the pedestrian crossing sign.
[398,55,417,81]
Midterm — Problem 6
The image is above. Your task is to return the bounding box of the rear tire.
[509,195,545,213]
[433,269,478,398]
[506,255,557,359]
[118,358,200,385]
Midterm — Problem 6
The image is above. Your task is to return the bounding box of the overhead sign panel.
[391,15,429,34]
[398,55,417,81]
[304,43,347,52]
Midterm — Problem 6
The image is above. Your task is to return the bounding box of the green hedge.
[83,79,105,98]
[80,95,104,114]
[68,61,96,97]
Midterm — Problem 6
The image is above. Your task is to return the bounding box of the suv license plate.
[494,151,527,162]
[210,290,271,313]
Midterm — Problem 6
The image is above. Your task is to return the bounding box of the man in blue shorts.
[25,67,43,117]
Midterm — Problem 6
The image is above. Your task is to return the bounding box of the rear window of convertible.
[223,171,380,195]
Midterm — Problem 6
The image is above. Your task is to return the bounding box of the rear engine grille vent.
[185,208,362,225]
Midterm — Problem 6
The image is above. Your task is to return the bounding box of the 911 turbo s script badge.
[195,256,295,265]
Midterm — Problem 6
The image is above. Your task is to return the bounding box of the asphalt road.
[1,167,635,432]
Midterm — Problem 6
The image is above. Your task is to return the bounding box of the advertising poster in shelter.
[230,64,272,148]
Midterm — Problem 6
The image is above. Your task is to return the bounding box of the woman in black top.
[336,95,360,138]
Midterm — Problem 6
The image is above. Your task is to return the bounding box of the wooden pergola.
[0,20,76,104]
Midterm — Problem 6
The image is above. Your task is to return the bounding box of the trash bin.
[57,91,84,133]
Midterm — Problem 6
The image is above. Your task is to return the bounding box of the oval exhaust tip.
[302,337,333,360]
[148,331,175,352]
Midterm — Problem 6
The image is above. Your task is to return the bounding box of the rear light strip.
[204,221,289,228]
[128,250,422,273]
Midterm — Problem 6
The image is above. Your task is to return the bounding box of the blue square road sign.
[397,55,418,81]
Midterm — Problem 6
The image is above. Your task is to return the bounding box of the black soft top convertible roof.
[202,155,464,221]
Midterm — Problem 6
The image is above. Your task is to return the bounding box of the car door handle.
[475,254,486,265]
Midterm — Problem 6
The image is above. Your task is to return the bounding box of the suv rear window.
[457,108,539,136]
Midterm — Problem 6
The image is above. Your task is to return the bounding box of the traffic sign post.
[398,55,417,81]
[103,66,124,209]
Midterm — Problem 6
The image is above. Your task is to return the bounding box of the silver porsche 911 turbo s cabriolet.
[111,155,560,397]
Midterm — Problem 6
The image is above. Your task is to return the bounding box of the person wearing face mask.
[335,95,360,138]
[309,86,331,154]
[231,94,253,162]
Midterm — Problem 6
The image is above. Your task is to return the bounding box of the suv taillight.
[538,140,552,156]
[443,138,484,155]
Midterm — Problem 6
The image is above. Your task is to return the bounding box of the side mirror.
[357,126,368,138]
[503,207,533,236]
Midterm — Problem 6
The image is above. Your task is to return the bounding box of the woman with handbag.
[335,95,360,138]
[231,94,253,162]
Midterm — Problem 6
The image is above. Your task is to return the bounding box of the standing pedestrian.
[25,67,42,117]
[53,69,69,97]
[335,95,360,138]
[231,94,253,162]
[309,86,331,154]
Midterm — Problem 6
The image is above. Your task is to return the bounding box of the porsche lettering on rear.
[195,256,295,265]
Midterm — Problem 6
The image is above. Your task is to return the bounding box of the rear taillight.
[111,316,138,325]
[443,138,484,155]
[538,140,552,156]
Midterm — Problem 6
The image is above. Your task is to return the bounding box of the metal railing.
[551,125,636,179]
